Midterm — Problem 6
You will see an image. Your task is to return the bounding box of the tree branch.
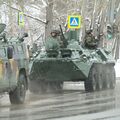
[3,2,47,24]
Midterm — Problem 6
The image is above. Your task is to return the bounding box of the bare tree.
[45,0,53,39]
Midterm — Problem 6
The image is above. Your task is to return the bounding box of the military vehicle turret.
[29,26,116,93]
[0,23,29,104]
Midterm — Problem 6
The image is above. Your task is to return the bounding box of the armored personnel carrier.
[0,23,29,104]
[29,26,116,92]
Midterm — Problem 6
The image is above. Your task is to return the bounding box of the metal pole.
[108,0,116,25]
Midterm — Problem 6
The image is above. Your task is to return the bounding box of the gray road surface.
[0,81,120,120]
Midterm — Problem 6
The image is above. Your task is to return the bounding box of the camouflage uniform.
[0,24,7,42]
[45,30,60,51]
[84,30,98,49]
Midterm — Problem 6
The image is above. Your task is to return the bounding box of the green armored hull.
[29,46,116,92]
[30,58,90,82]
[29,28,116,92]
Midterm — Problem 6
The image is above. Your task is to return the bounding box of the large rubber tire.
[97,64,104,91]
[110,67,116,89]
[48,82,63,91]
[29,80,47,93]
[102,65,107,89]
[104,65,116,89]
[56,82,63,90]
[9,74,26,104]
[84,64,98,92]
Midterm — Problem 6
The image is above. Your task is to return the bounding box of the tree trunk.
[45,0,53,39]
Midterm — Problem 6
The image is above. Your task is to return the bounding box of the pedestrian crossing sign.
[68,15,81,29]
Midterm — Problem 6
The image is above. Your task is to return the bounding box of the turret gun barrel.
[19,33,28,42]
[59,25,68,48]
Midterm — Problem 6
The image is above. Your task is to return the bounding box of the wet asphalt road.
[0,81,120,120]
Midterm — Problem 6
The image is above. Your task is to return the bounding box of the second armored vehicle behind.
[0,23,29,104]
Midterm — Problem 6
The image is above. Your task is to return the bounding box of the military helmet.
[86,29,92,34]
[51,30,60,35]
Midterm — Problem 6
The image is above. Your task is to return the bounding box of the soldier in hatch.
[0,24,8,42]
[84,30,98,49]
[45,30,61,51]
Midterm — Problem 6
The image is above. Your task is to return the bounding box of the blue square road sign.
[68,15,81,29]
